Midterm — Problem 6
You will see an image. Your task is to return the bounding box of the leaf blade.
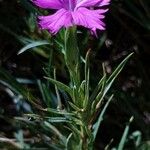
[18,41,50,55]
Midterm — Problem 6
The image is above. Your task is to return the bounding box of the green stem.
[64,27,80,104]
[64,27,93,149]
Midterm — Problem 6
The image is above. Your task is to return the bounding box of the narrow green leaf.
[105,139,114,150]
[44,121,66,143]
[107,53,133,84]
[68,101,83,112]
[0,68,34,101]
[91,65,107,112]
[24,114,71,123]
[78,80,86,102]
[0,68,46,110]
[18,41,50,55]
[90,74,106,102]
[37,80,47,105]
[93,95,113,140]
[95,53,134,107]
[46,117,71,123]
[44,77,73,98]
[68,124,82,137]
[66,133,73,150]
[118,116,134,150]
[130,131,142,147]
[24,113,41,119]
[54,68,62,109]
[45,108,74,116]
[84,50,90,108]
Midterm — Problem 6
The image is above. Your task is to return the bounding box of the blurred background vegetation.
[0,0,150,149]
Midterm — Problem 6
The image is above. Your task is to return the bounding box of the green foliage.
[18,40,50,55]
[117,117,134,150]
[0,0,150,149]
[0,51,133,149]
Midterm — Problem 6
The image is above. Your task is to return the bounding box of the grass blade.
[44,77,73,99]
[93,95,113,140]
[18,41,50,55]
[118,117,134,150]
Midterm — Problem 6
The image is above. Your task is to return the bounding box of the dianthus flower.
[33,0,110,34]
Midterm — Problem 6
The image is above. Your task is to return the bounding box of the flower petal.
[38,9,73,34]
[72,7,107,34]
[76,0,110,8]
[33,0,63,9]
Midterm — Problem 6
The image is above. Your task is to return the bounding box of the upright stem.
[64,27,93,150]
[64,27,80,103]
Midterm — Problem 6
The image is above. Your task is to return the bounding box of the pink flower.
[33,0,110,34]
